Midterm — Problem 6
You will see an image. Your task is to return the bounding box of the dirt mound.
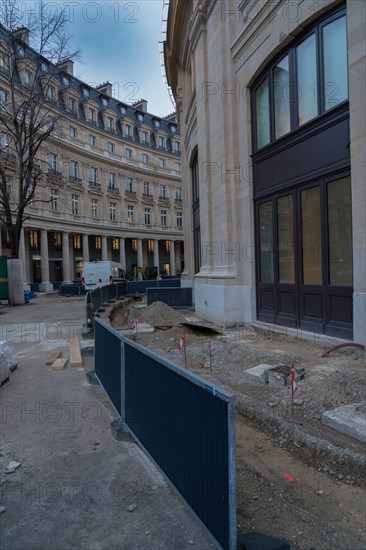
[111,300,184,328]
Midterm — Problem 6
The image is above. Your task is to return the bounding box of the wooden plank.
[46,347,62,366]
[51,357,68,370]
[69,340,82,367]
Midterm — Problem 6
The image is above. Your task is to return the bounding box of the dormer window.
[18,47,25,58]
[69,97,76,113]
[102,97,108,107]
[23,69,31,85]
[41,61,47,72]
[158,136,165,150]
[137,113,144,123]
[107,116,114,131]
[0,53,6,70]
[62,75,69,86]
[0,89,7,104]
[47,85,56,100]
[120,105,127,116]
[125,124,132,139]
[171,125,177,134]
[82,88,90,99]
[141,130,149,145]
[88,108,95,124]
[154,119,161,129]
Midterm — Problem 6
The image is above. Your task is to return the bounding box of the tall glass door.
[256,175,353,337]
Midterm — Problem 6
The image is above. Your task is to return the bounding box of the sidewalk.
[0,296,212,550]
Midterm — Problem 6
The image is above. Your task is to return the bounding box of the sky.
[19,0,175,117]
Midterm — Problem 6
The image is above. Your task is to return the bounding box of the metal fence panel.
[124,341,235,550]
[147,287,192,307]
[94,321,122,415]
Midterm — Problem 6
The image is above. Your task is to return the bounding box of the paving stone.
[322,402,366,444]
[244,364,272,384]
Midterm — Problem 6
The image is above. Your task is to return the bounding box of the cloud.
[21,0,174,116]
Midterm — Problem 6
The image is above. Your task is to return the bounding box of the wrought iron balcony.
[69,176,82,184]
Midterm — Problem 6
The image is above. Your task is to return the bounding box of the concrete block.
[322,402,366,444]
[267,371,287,388]
[244,364,272,384]
[267,365,306,388]
[267,365,291,387]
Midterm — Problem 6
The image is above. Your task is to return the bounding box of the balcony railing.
[108,185,119,193]
[159,195,169,202]
[48,169,62,178]
[69,176,82,184]
[142,193,153,200]
[89,181,101,189]
[125,189,136,196]
[175,198,183,204]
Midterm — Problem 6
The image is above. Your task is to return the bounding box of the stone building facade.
[164,0,365,344]
[0,24,184,291]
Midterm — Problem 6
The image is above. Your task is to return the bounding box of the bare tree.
[0,0,80,258]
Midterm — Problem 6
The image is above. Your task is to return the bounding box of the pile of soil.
[110,300,184,328]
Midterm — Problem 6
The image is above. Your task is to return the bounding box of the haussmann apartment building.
[0,24,184,292]
[164,0,366,345]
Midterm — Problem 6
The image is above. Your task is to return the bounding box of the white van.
[81,261,126,291]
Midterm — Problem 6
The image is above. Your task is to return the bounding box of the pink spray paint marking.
[284,473,296,482]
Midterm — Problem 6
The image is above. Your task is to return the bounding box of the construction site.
[101,293,365,549]
[1,291,365,549]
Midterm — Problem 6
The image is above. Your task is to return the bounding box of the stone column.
[62,232,71,283]
[119,237,126,270]
[82,234,89,263]
[137,238,143,280]
[169,240,176,276]
[39,230,52,292]
[154,239,159,273]
[102,236,108,261]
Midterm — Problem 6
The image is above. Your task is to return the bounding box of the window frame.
[251,6,348,152]
[110,201,117,221]
[71,193,79,215]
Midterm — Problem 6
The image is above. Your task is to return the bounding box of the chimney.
[12,27,29,45]
[132,99,148,112]
[56,59,74,76]
[96,82,113,97]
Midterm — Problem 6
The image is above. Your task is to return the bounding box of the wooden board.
[46,348,62,366]
[69,340,82,367]
[51,357,68,370]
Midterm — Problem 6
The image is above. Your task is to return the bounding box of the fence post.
[120,337,125,422]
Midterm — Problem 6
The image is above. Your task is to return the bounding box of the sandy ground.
[108,298,366,550]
